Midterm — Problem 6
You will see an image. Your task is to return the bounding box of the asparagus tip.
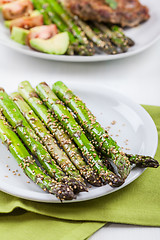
[64,177,88,193]
[108,174,124,188]
[137,157,159,168]
[51,182,76,201]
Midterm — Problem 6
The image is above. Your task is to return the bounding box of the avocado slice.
[30,32,69,55]
[4,20,11,28]
[11,27,29,45]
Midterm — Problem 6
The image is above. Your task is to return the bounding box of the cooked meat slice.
[65,0,150,27]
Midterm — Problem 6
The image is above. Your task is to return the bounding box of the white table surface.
[0,39,160,239]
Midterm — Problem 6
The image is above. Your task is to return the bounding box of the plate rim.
[0,82,158,203]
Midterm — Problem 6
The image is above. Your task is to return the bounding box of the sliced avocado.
[4,20,11,28]
[11,27,29,45]
[30,32,69,55]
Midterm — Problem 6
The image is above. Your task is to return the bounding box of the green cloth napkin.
[0,105,159,240]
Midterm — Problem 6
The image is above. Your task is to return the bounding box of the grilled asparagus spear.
[73,19,117,55]
[36,82,124,187]
[32,0,52,25]
[52,81,131,180]
[11,92,88,191]
[0,112,75,200]
[111,25,135,47]
[0,88,84,193]
[94,22,129,52]
[46,0,88,45]
[127,154,159,168]
[90,24,119,53]
[18,81,102,187]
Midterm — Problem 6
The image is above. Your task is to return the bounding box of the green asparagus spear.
[111,25,135,47]
[91,24,118,54]
[94,22,129,52]
[127,154,159,168]
[46,0,88,45]
[36,82,124,187]
[0,88,83,192]
[0,112,75,200]
[32,0,52,25]
[36,0,75,42]
[52,81,131,180]
[18,81,102,187]
[82,117,159,170]
[11,92,88,191]
[71,18,117,55]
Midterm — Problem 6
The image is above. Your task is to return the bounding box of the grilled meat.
[65,0,150,27]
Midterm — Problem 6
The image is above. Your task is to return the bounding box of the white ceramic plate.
[0,0,160,62]
[0,82,158,203]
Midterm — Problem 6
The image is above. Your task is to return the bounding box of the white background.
[0,38,160,239]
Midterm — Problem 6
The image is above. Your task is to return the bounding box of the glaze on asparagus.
[0,88,84,192]
[11,91,88,192]
[52,81,131,180]
[36,82,124,187]
[18,81,102,187]
[127,154,159,168]
[0,112,75,200]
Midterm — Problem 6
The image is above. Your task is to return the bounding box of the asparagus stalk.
[32,0,52,25]
[36,0,75,42]
[0,112,75,200]
[72,18,118,55]
[52,81,131,180]
[91,24,119,53]
[84,123,159,169]
[11,92,88,191]
[36,82,124,187]
[94,22,129,52]
[111,25,135,47]
[0,88,84,192]
[18,81,102,187]
[46,0,88,45]
[127,154,159,168]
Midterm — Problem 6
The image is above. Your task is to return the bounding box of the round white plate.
[0,0,160,62]
[0,82,158,203]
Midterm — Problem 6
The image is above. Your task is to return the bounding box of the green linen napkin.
[0,105,159,240]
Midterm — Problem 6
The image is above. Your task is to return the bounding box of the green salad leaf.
[105,0,118,10]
